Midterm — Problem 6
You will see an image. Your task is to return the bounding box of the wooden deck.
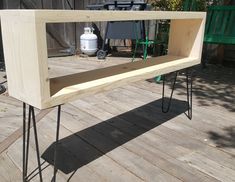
[0,55,234,182]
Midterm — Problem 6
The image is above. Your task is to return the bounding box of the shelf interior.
[49,55,198,99]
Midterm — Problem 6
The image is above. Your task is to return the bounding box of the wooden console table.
[0,10,206,181]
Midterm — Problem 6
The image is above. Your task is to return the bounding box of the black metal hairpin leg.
[51,105,61,182]
[161,69,193,119]
[186,69,193,119]
[22,104,43,182]
[23,103,26,182]
[25,106,32,177]
[23,104,62,181]
[162,71,178,113]
[22,104,62,181]
[31,106,43,181]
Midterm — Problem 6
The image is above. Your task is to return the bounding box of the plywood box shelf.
[0,10,206,109]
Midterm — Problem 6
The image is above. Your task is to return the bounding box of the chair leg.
[154,75,161,83]
[143,44,148,61]
[153,43,156,56]
[132,41,139,62]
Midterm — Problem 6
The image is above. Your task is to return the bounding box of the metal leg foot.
[132,40,139,62]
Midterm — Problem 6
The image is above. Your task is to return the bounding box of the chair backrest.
[204,5,235,44]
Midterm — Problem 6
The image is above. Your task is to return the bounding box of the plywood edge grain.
[0,10,36,22]
[0,10,206,23]
[37,10,206,23]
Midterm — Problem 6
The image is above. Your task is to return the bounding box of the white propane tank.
[80,27,97,56]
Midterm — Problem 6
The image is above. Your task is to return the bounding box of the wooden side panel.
[35,22,51,104]
[1,12,49,108]
[168,19,205,59]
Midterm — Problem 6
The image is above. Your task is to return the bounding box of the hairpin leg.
[162,71,178,113]
[22,104,62,181]
[31,106,43,182]
[25,105,32,177]
[23,103,26,181]
[186,69,193,120]
[161,68,193,119]
[22,104,43,182]
[51,105,61,182]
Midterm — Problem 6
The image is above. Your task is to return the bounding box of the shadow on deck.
[208,126,235,149]
[42,98,188,175]
[177,65,235,112]
[147,65,235,112]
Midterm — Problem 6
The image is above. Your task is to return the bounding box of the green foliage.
[151,0,183,11]
[150,0,225,11]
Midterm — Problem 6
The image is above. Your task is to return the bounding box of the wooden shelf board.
[45,55,199,108]
[0,10,206,23]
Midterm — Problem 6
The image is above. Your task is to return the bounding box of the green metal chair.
[136,0,198,61]
[132,20,163,62]
[132,20,167,82]
[131,0,200,82]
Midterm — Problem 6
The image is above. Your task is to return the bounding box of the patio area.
[0,55,234,182]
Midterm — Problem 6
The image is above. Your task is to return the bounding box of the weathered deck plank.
[0,153,22,181]
[81,90,235,171]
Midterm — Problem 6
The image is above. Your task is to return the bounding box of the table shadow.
[42,98,188,175]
